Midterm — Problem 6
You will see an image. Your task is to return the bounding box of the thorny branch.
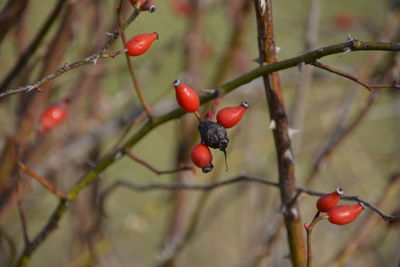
[3,39,400,100]
[100,175,400,222]
[14,38,400,266]
[0,6,142,99]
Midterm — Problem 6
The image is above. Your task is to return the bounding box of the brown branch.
[304,212,323,267]
[18,162,67,199]
[117,0,154,118]
[100,175,400,221]
[0,0,29,43]
[124,150,193,175]
[16,187,30,247]
[252,0,306,265]
[0,0,67,93]
[311,60,400,91]
[0,6,142,99]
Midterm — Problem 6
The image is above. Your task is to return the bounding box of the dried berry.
[316,188,343,212]
[216,102,248,128]
[125,33,158,56]
[198,120,228,151]
[191,143,213,173]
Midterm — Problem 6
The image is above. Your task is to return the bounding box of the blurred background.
[0,0,399,266]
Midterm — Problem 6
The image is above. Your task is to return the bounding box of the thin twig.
[0,0,67,93]
[124,150,193,175]
[312,61,400,91]
[18,162,67,199]
[304,212,323,267]
[99,175,400,221]
[117,0,154,118]
[0,7,142,99]
[16,187,30,247]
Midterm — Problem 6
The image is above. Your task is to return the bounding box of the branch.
[0,7,142,99]
[18,162,67,199]
[15,38,400,265]
[311,60,400,91]
[100,175,400,222]
[253,0,306,265]
[117,0,154,118]
[124,150,193,175]
[0,0,66,93]
[16,190,30,247]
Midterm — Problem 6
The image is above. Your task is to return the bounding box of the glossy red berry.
[173,80,200,113]
[125,33,159,56]
[216,102,248,129]
[38,102,68,134]
[327,204,364,225]
[191,144,213,173]
[129,0,156,12]
[316,187,343,212]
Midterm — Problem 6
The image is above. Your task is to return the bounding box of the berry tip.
[173,80,181,87]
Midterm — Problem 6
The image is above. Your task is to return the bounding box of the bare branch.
[0,7,142,99]
[312,61,400,91]
[16,188,30,247]
[0,0,67,93]
[124,150,193,175]
[18,162,67,199]
[116,0,154,118]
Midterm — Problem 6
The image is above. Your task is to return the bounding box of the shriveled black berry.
[198,120,229,151]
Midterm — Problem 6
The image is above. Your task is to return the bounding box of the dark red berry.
[173,80,200,113]
[125,33,158,56]
[216,102,248,128]
[316,187,343,212]
[191,144,213,173]
[129,0,156,12]
[38,102,68,133]
[327,204,364,225]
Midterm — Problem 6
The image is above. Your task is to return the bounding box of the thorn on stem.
[269,120,276,130]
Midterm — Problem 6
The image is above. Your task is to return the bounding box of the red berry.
[216,102,248,128]
[327,204,364,225]
[191,144,213,173]
[125,33,158,56]
[129,0,156,12]
[38,102,68,133]
[316,187,343,212]
[173,80,200,113]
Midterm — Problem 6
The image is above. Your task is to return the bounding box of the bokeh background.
[0,0,399,266]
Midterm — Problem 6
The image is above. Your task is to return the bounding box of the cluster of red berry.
[316,188,364,225]
[172,80,248,173]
